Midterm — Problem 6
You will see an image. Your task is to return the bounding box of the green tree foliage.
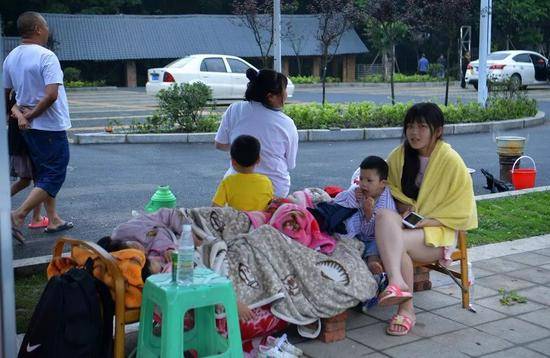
[359,0,408,104]
[309,0,359,105]
[492,0,550,53]
[406,0,473,105]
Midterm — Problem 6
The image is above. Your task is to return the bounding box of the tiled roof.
[3,13,368,61]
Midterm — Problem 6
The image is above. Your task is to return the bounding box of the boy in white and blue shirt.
[334,156,397,274]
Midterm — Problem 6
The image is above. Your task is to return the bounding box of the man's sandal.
[378,284,412,306]
[386,314,415,336]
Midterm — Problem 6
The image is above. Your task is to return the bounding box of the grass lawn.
[468,191,550,247]
[15,272,48,334]
[14,191,550,334]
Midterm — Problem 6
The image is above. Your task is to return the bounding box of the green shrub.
[359,73,443,83]
[289,75,340,84]
[285,97,537,130]
[125,94,536,134]
[63,67,81,82]
[290,75,318,84]
[359,74,384,83]
[65,80,106,88]
[155,82,212,132]
[195,114,220,133]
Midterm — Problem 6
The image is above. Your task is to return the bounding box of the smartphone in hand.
[402,212,424,229]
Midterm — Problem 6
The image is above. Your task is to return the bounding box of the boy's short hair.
[230,135,261,167]
[360,156,389,180]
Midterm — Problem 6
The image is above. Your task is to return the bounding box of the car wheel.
[510,74,522,90]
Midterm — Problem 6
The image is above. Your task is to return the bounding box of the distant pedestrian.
[437,54,446,78]
[418,54,429,75]
[4,11,74,234]
[461,51,471,88]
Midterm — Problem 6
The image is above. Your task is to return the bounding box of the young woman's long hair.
[401,103,445,200]
[244,68,288,106]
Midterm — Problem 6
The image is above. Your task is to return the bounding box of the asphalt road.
[11,121,550,260]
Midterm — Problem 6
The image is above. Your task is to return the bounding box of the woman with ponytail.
[215,68,299,197]
[375,103,477,336]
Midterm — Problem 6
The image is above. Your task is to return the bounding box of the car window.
[227,59,251,74]
[513,54,532,63]
[200,58,227,72]
[488,53,509,60]
[529,54,546,65]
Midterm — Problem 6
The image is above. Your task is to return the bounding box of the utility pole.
[0,18,18,358]
[273,0,282,72]
[487,0,492,53]
[478,0,491,106]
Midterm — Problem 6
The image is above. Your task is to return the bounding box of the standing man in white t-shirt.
[4,12,73,234]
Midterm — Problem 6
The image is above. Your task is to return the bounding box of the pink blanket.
[247,203,336,255]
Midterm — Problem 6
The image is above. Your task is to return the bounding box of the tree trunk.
[296,55,302,76]
[444,39,451,106]
[390,45,396,105]
[322,48,328,105]
[382,52,390,82]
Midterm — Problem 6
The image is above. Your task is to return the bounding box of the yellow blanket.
[387,140,478,247]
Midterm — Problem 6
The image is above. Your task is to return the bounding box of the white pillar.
[478,0,490,106]
[487,0,492,54]
[0,22,18,358]
[273,0,282,72]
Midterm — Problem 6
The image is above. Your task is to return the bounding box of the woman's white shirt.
[215,101,299,197]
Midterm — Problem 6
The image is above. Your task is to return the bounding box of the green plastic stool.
[137,269,243,358]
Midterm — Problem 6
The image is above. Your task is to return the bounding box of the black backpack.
[18,260,114,358]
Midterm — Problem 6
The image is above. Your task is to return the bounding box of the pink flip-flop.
[386,314,415,336]
[28,216,49,229]
[378,284,413,306]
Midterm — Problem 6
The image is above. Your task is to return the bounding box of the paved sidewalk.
[114,235,550,357]
[291,239,550,357]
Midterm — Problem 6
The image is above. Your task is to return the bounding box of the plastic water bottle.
[176,224,194,285]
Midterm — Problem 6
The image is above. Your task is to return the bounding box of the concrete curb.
[74,111,546,145]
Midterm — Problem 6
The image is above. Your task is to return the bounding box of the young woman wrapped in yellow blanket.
[374,103,478,336]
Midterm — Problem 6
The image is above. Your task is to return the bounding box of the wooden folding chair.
[52,237,141,358]
[413,231,473,311]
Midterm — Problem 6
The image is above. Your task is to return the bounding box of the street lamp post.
[273,0,282,72]
[0,19,18,358]
[478,0,491,106]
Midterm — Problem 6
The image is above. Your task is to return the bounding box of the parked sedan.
[146,54,295,99]
[465,50,549,90]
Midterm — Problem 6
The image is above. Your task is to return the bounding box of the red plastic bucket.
[510,156,536,190]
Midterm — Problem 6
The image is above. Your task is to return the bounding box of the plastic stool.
[137,268,243,358]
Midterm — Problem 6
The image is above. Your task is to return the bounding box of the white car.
[465,50,549,90]
[145,54,295,99]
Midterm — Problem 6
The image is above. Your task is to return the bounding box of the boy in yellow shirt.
[212,135,273,211]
